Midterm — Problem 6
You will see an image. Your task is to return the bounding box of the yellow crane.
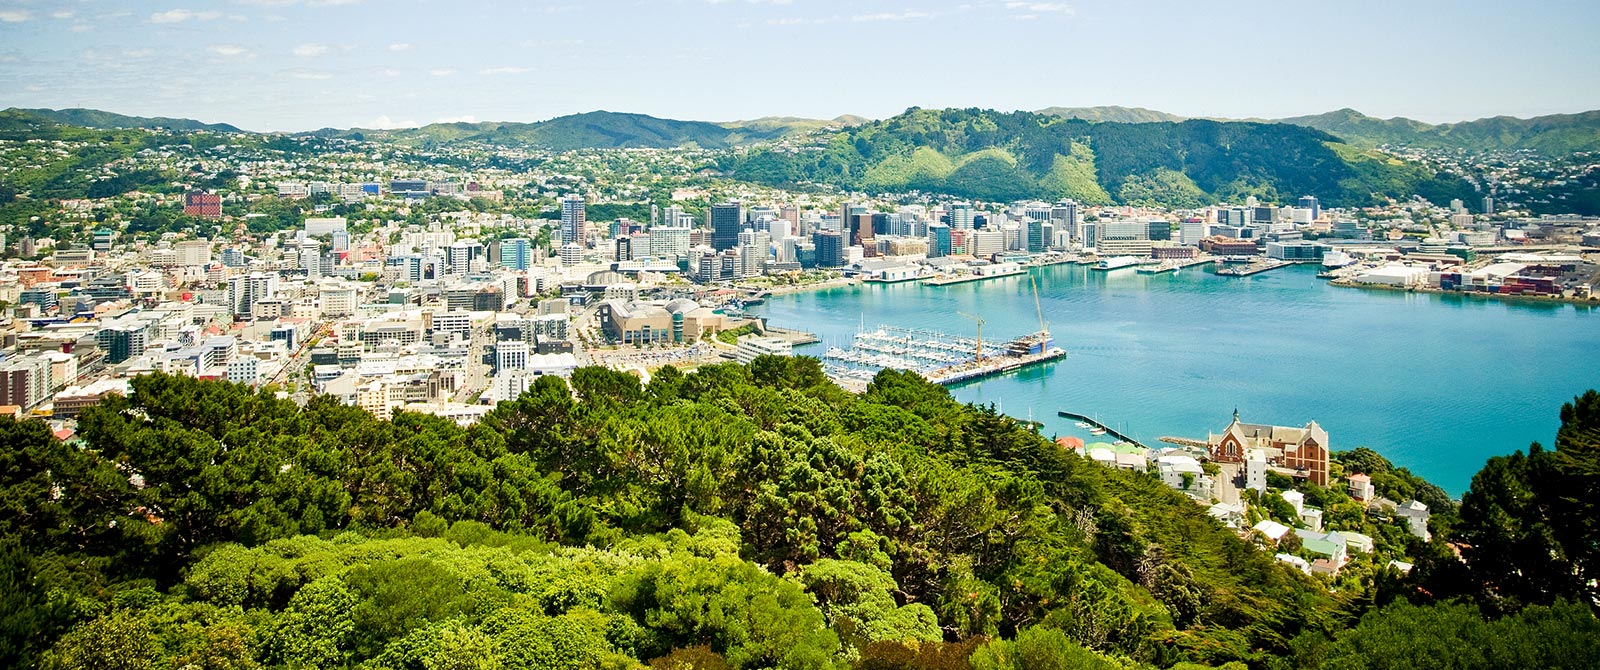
[957,311,985,361]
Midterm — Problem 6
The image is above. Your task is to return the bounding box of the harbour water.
[748,263,1600,494]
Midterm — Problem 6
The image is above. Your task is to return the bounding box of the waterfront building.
[927,223,952,258]
[734,334,793,364]
[813,231,845,268]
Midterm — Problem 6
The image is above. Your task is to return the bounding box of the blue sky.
[1,0,1597,131]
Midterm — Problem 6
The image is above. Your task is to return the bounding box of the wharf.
[925,268,1029,286]
[928,347,1066,385]
[1137,257,1217,274]
[1215,259,1314,277]
[1058,410,1147,450]
[862,275,929,284]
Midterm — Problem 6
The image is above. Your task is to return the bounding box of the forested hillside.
[2,364,1597,669]
[725,108,1474,208]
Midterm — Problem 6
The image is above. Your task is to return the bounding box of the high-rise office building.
[710,201,743,251]
[501,238,532,270]
[813,230,845,268]
[561,195,586,248]
[1297,195,1320,220]
[927,223,951,258]
[1026,220,1046,252]
[948,203,975,230]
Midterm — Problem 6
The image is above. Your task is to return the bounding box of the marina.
[821,277,1065,388]
[1058,410,1148,450]
[822,326,1065,387]
[749,262,1599,494]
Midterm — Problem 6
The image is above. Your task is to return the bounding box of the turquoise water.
[748,264,1600,495]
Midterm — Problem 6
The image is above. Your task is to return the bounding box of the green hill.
[1035,106,1600,155]
[7,107,245,133]
[1278,108,1600,154]
[728,107,1474,207]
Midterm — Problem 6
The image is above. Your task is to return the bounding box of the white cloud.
[51,10,74,19]
[379,68,401,77]
[0,10,32,22]
[208,44,250,57]
[1004,2,1074,16]
[387,42,413,52]
[150,9,223,24]
[239,0,363,6]
[124,48,155,58]
[292,43,330,57]
[479,66,530,75]
[367,115,418,130]
[68,23,92,32]
[289,69,333,80]
[852,10,934,22]
[434,115,477,124]
[429,67,457,77]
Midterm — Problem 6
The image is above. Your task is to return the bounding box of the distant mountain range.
[10,107,245,133]
[725,108,1475,208]
[7,105,1598,155]
[1039,106,1600,154]
[303,111,869,150]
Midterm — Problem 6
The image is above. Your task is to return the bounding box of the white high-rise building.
[496,340,529,373]
[648,226,691,259]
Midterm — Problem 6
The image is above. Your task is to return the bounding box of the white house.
[1254,519,1292,543]
[1398,499,1431,540]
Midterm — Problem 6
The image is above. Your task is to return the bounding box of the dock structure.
[1058,410,1147,450]
[1215,259,1316,277]
[1137,256,1217,274]
[823,325,1064,388]
[925,268,1030,286]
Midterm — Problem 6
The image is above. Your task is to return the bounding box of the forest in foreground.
[2,359,1597,669]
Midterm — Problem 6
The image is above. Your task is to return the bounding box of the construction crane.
[957,311,985,361]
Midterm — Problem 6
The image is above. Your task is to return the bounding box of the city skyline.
[0,0,1596,131]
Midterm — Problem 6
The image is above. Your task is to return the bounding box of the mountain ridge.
[726,107,1475,208]
[11,105,1598,154]
[1037,105,1600,154]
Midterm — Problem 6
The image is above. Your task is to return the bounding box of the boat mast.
[1031,276,1048,336]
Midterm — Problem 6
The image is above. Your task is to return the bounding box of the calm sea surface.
[747,263,1600,495]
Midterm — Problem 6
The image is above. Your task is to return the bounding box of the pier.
[1215,259,1315,277]
[1057,410,1147,449]
[1137,256,1217,274]
[925,268,1030,286]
